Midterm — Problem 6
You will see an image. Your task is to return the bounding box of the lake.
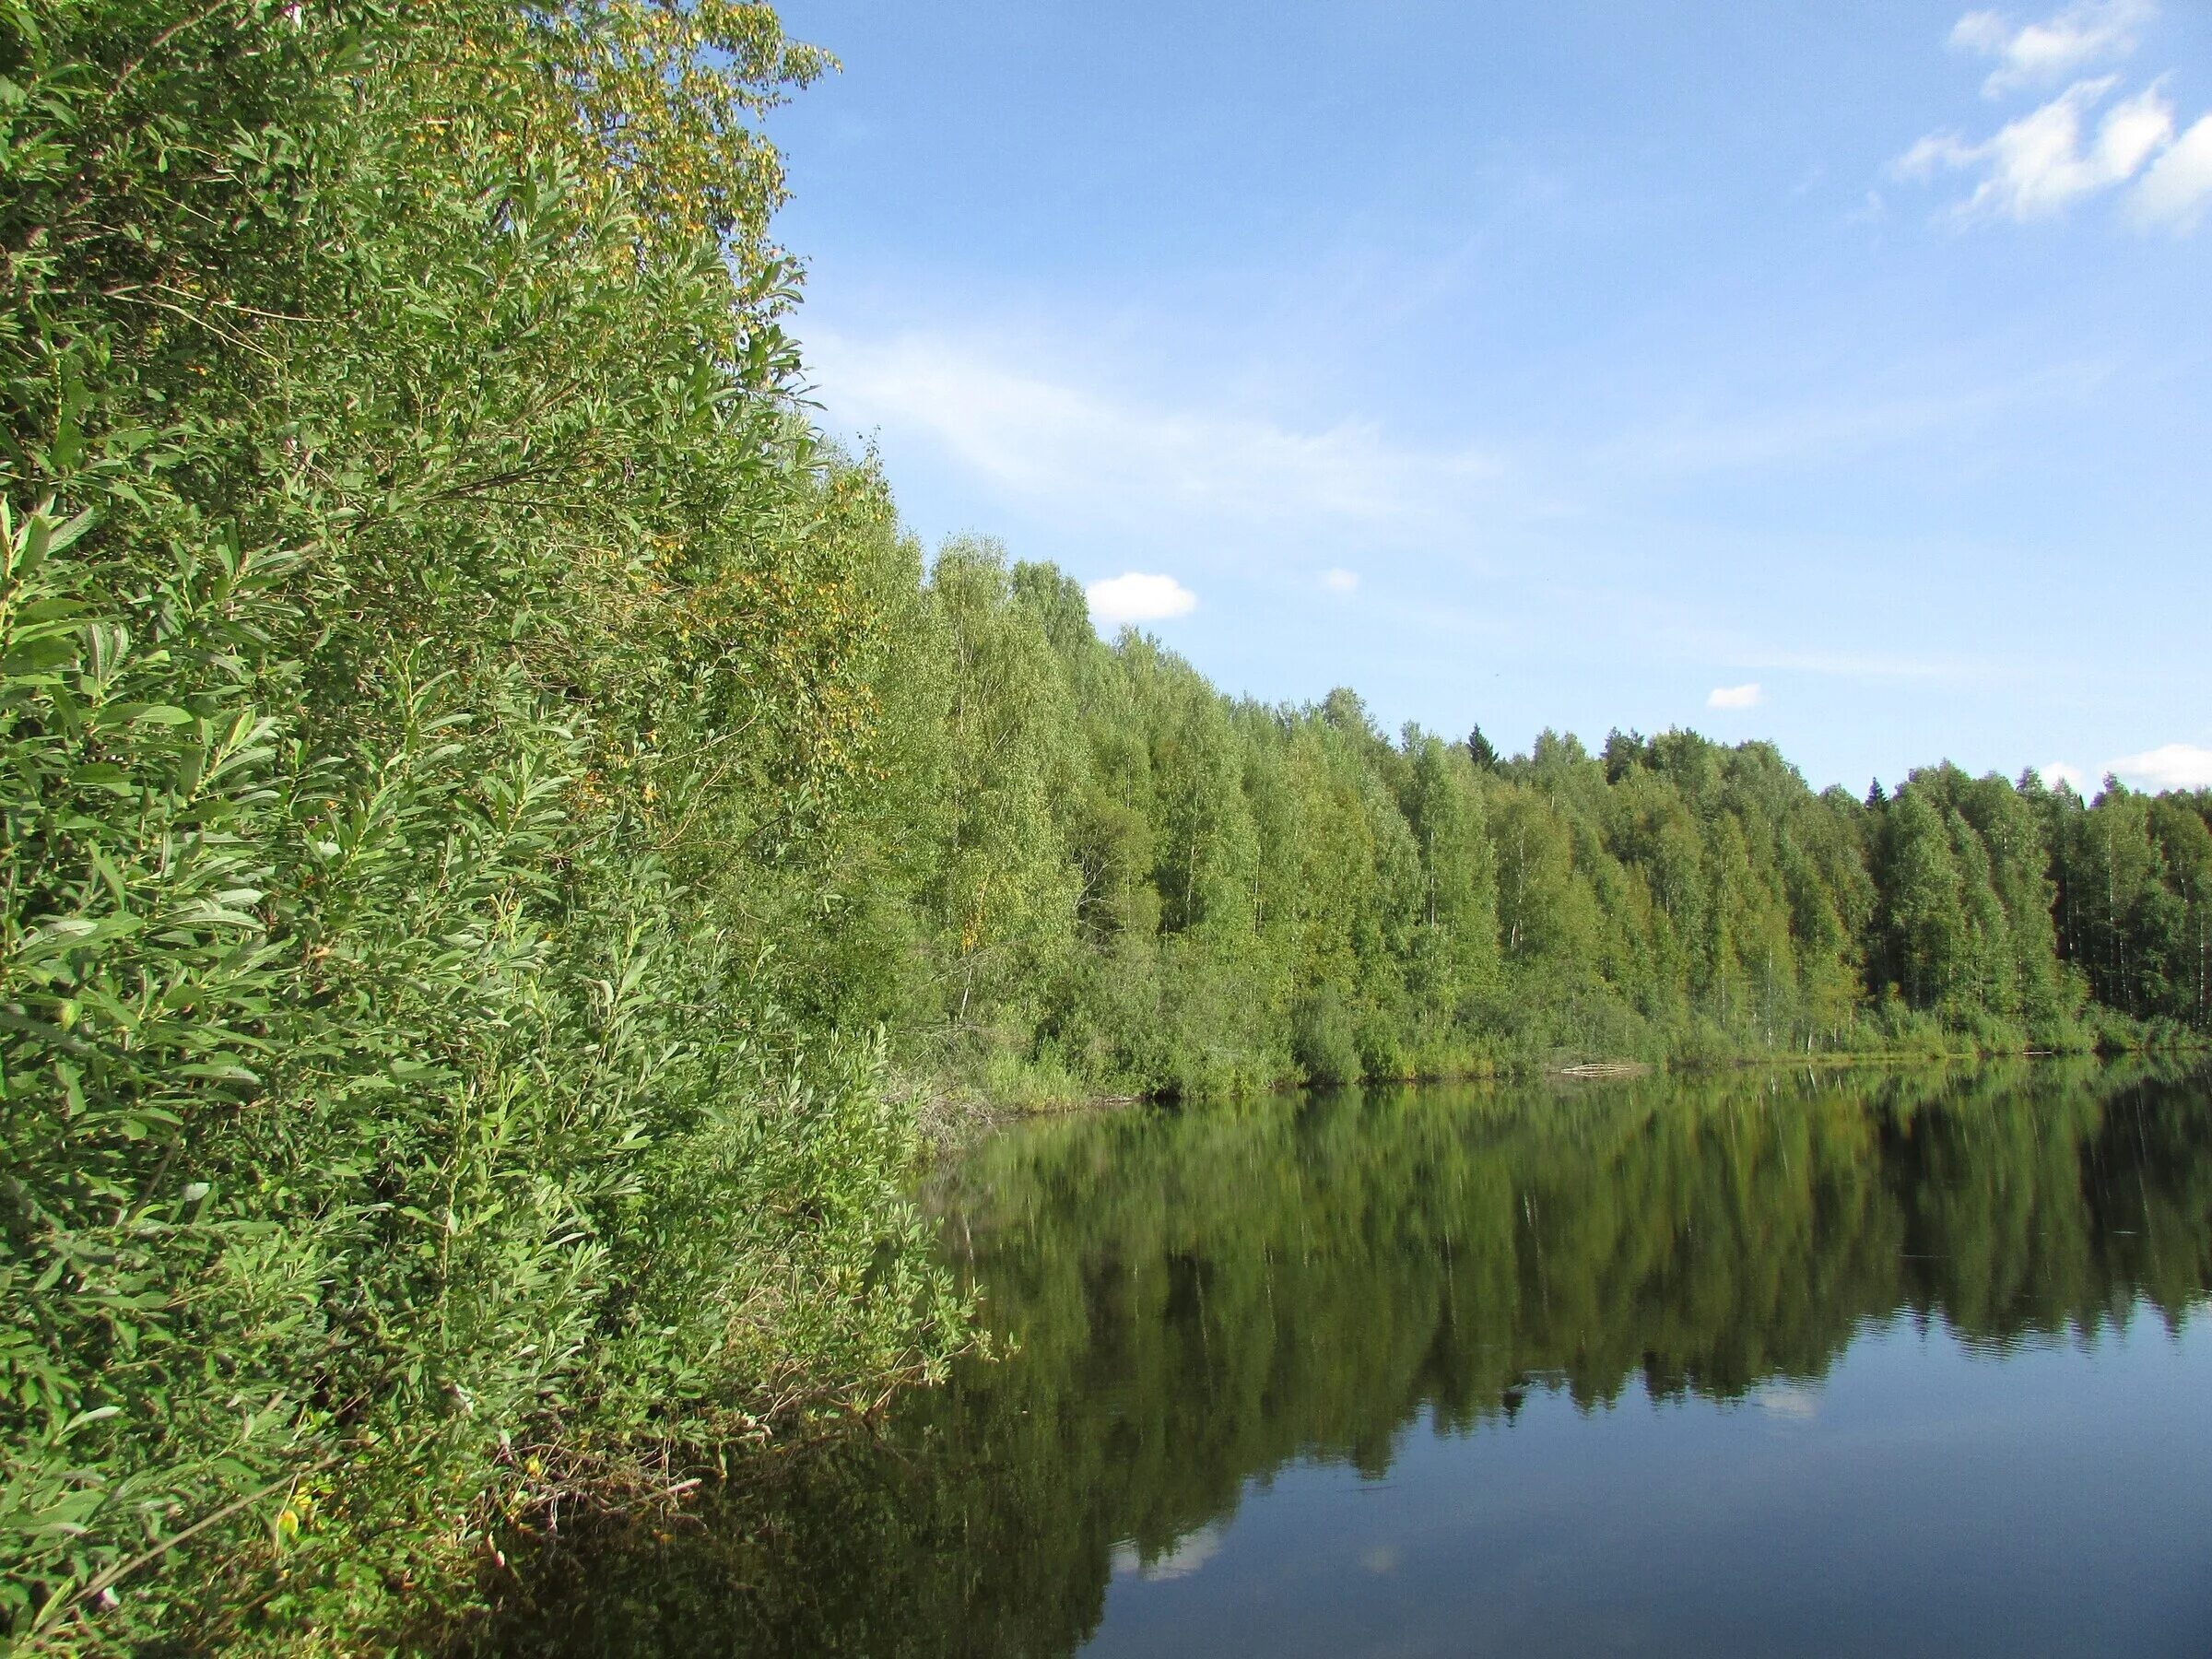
[500,1059,2212,1656]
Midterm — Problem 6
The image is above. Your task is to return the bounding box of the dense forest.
[1,2,2206,1653]
[762,545,2212,1094]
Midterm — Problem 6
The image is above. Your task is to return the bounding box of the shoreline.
[915,1036,2212,1138]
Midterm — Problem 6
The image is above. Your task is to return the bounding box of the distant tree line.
[759,538,2211,1096]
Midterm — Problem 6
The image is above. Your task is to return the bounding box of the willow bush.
[1,2,963,1650]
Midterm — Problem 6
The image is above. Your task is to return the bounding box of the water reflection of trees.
[484,1062,2212,1657]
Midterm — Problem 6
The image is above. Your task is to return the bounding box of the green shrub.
[1291,989,1363,1085]
[0,4,960,1650]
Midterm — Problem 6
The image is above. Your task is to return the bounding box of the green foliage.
[820,565,2208,1096]
[1,3,959,1651]
[4,0,2206,1648]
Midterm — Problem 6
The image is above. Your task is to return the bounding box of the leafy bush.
[1291,989,1363,1086]
[0,3,959,1649]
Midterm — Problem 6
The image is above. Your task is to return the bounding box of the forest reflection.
[488,1060,2212,1657]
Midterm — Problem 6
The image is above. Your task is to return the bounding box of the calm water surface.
[508,1060,2212,1656]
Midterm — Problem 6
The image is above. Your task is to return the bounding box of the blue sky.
[762,0,2211,794]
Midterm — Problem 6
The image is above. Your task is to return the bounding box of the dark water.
[502,1060,2212,1656]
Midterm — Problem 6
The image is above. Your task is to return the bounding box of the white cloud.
[1112,1523,1226,1583]
[1752,1382,1821,1422]
[2108,742,2212,790]
[2043,759,2088,791]
[803,328,1500,538]
[2129,112,2212,229]
[1085,571,1196,627]
[1949,0,2154,96]
[1322,567,1359,593]
[1897,77,2173,219]
[1707,682,1763,711]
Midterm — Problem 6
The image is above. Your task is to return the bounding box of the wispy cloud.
[1087,571,1196,627]
[2108,741,2212,789]
[803,328,1501,539]
[1707,682,1763,711]
[2129,113,2212,229]
[2040,747,2211,793]
[810,321,2109,580]
[1950,0,2154,96]
[1903,5,2212,229]
[1897,76,2173,220]
[1606,359,2110,474]
[1736,647,1977,682]
[1670,618,2000,694]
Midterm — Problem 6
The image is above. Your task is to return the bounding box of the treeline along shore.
[3,2,2207,1652]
